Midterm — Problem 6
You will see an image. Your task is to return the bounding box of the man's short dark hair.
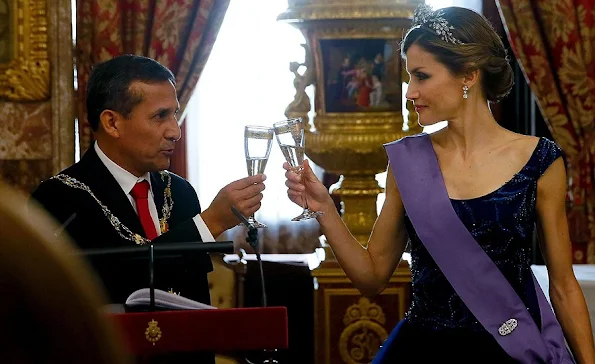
[86,55,176,131]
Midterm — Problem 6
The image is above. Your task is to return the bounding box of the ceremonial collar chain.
[412,4,463,45]
[51,171,173,245]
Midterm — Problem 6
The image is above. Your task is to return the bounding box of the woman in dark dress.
[283,5,595,363]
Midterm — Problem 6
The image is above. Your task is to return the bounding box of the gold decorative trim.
[313,113,405,130]
[340,297,387,364]
[313,26,410,40]
[306,129,405,147]
[0,0,50,101]
[323,287,405,364]
[278,3,419,21]
[49,0,76,173]
[145,319,162,345]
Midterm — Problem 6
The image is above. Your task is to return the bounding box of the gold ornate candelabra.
[279,0,422,247]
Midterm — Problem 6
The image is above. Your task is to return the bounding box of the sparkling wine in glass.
[273,118,324,221]
[244,125,274,228]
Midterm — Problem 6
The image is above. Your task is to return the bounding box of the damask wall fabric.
[76,0,230,165]
[0,102,53,192]
[497,0,595,263]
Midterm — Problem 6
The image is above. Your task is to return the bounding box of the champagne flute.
[273,118,324,221]
[244,125,274,228]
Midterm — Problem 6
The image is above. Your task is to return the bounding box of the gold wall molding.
[0,0,50,101]
[0,0,11,63]
[49,0,74,172]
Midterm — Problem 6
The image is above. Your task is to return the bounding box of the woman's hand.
[283,159,334,214]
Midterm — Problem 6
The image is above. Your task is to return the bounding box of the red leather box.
[108,307,288,355]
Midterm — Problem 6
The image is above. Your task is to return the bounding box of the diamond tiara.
[412,4,463,45]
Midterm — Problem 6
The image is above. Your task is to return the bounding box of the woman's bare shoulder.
[501,132,540,159]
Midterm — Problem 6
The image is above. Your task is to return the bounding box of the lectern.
[80,242,289,361]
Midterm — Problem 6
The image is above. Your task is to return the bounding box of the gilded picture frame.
[0,0,12,64]
[0,0,49,101]
[321,38,401,113]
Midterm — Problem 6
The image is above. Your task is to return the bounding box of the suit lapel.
[75,148,146,240]
[151,172,166,224]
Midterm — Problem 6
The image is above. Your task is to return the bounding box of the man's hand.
[200,174,266,238]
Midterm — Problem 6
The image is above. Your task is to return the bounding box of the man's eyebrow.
[150,107,173,117]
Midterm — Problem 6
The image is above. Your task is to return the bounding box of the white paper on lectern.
[126,288,217,311]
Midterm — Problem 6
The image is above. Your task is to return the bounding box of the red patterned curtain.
[496,0,595,263]
[76,0,230,177]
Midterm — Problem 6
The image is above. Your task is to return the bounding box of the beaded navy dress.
[373,138,564,363]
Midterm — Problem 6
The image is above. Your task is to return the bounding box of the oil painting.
[322,38,402,113]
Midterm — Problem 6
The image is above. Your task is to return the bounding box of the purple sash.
[385,134,573,363]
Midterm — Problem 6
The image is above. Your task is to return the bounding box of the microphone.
[231,206,258,250]
[53,213,76,238]
[231,206,267,307]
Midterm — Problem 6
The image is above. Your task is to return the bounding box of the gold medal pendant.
[160,220,169,234]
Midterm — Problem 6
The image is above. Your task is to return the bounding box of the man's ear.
[99,110,121,138]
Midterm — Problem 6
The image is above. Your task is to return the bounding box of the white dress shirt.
[94,142,215,242]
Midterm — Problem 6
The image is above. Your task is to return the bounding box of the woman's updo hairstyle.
[401,6,514,103]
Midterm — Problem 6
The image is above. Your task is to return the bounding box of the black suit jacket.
[31,147,213,304]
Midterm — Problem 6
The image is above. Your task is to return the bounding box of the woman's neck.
[434,100,506,159]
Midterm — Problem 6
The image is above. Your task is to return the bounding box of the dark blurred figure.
[0,182,130,364]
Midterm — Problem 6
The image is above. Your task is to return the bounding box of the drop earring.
[463,85,469,99]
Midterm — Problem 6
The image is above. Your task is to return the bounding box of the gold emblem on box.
[339,297,388,364]
[145,319,162,345]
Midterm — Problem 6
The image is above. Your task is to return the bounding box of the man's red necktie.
[130,180,159,240]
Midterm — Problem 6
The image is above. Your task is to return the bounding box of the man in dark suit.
[31,55,265,307]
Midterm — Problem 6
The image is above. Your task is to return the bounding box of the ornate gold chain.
[158,171,173,234]
[51,172,173,245]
